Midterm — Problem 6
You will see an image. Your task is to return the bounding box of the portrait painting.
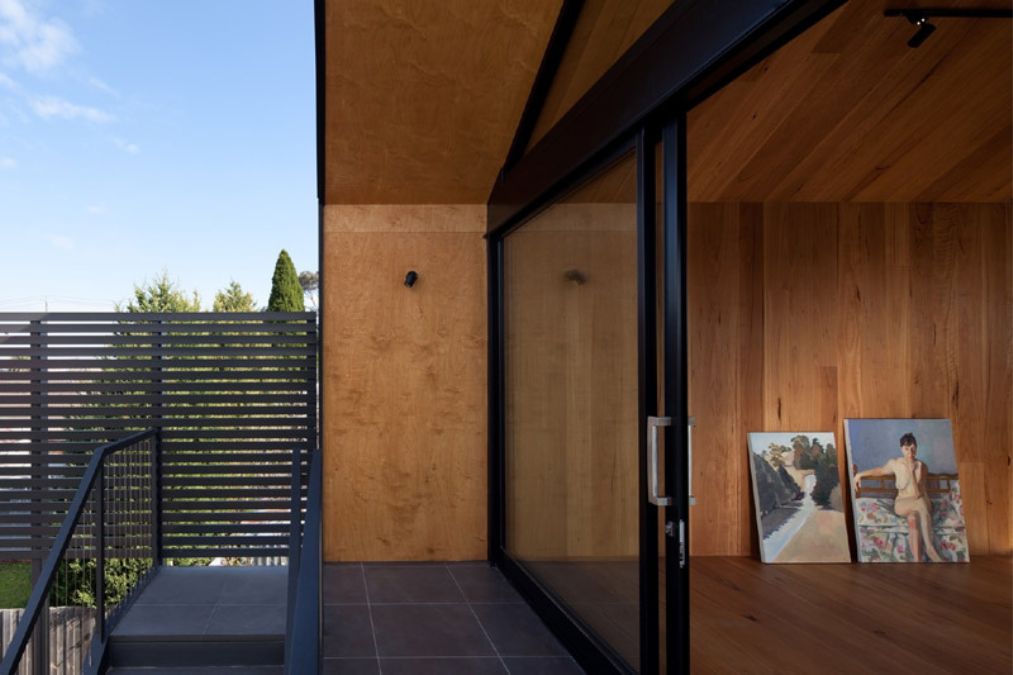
[845,419,968,563]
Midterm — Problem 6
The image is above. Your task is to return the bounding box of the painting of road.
[748,432,852,563]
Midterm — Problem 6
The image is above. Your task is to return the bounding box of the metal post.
[29,318,49,675]
[95,466,105,643]
[151,433,161,566]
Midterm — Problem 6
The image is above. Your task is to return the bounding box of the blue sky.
[0,0,317,311]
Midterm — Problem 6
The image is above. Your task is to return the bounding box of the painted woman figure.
[853,433,944,562]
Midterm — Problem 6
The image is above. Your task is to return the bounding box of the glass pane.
[504,151,640,669]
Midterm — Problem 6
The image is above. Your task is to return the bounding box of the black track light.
[907,14,936,48]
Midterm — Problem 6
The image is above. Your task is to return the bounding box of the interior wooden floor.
[691,556,1012,674]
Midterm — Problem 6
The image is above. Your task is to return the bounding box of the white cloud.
[86,204,105,215]
[112,137,139,154]
[0,0,78,73]
[0,155,15,168]
[44,233,74,250]
[0,70,14,88]
[31,95,113,123]
[87,75,117,97]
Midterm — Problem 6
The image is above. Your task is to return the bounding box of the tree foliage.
[213,281,256,312]
[267,250,304,312]
[122,272,201,312]
[298,271,318,292]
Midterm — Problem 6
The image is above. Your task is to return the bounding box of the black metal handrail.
[0,428,160,675]
[284,448,321,675]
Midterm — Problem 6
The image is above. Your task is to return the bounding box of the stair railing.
[0,428,160,675]
[284,447,322,675]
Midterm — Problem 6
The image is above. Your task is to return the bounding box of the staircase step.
[108,636,284,669]
[107,664,283,668]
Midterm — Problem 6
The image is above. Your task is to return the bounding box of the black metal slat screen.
[0,312,317,560]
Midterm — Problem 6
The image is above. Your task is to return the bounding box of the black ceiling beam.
[500,0,585,175]
[486,0,846,236]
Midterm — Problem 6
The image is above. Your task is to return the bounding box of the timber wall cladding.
[688,201,1012,557]
[323,205,487,561]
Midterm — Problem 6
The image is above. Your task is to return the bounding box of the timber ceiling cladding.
[0,313,317,560]
[688,0,1013,203]
[323,0,561,204]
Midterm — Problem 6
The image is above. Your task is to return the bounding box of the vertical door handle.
[688,416,696,506]
[648,416,672,506]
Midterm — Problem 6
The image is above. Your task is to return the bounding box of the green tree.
[267,250,304,312]
[213,281,256,312]
[121,272,201,312]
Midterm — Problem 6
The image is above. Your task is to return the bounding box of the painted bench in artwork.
[853,469,969,563]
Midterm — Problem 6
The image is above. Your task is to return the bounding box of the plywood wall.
[322,205,487,561]
[688,201,1012,557]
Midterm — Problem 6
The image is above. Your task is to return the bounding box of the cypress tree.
[267,250,305,312]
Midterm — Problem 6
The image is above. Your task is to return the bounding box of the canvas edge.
[745,433,770,564]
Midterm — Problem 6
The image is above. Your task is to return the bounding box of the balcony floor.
[113,566,288,639]
[321,562,585,674]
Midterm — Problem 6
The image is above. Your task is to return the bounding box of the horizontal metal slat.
[0,404,310,417]
[0,321,314,334]
[0,381,312,393]
[0,334,314,346]
[0,311,315,322]
[163,499,299,511]
[163,548,288,558]
[0,346,316,358]
[164,523,289,535]
[2,357,314,370]
[0,393,312,406]
[161,535,290,546]
[162,511,292,522]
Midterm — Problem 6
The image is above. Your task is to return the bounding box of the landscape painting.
[747,432,851,563]
[845,419,968,563]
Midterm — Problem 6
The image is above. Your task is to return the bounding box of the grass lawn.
[0,562,31,608]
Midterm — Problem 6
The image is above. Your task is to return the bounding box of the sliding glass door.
[493,123,689,673]
[502,148,644,669]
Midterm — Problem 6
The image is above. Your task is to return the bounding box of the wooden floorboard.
[690,556,1012,674]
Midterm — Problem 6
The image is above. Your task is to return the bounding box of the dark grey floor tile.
[371,604,494,657]
[379,657,507,674]
[323,605,376,658]
[205,604,286,635]
[365,565,464,603]
[134,568,227,605]
[448,565,522,604]
[322,657,380,674]
[112,603,215,636]
[324,564,368,604]
[471,604,566,657]
[219,567,288,605]
[502,657,585,674]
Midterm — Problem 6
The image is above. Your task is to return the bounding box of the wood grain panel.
[686,203,763,557]
[688,202,1012,556]
[323,0,560,204]
[688,0,1013,202]
[322,209,487,561]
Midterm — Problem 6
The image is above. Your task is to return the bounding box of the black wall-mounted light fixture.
[885,7,1013,48]
[563,269,587,285]
[404,270,419,288]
